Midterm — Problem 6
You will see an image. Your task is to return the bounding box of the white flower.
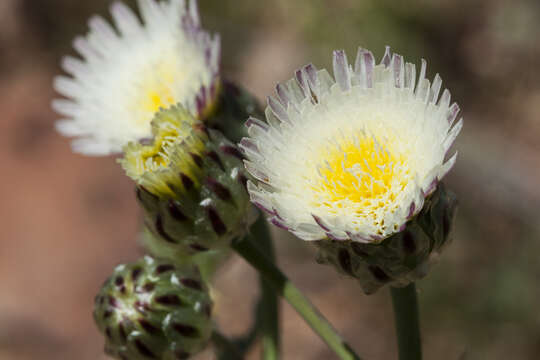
[241,47,462,243]
[52,0,220,155]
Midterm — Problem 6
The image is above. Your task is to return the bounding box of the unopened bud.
[94,256,213,359]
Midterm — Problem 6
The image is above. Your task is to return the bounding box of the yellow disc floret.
[138,61,180,117]
[143,89,176,116]
[311,130,411,232]
[120,105,206,198]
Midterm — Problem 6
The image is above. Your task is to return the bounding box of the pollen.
[312,131,409,210]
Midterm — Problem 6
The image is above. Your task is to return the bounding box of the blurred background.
[1,0,540,359]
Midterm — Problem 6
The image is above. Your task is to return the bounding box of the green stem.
[249,217,280,360]
[232,234,361,360]
[390,284,422,360]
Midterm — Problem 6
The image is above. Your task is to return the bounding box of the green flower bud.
[120,105,257,258]
[315,183,457,294]
[94,256,213,360]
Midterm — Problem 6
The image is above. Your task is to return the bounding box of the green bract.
[136,125,257,258]
[121,105,257,259]
[315,184,457,294]
[94,256,213,360]
[206,81,264,144]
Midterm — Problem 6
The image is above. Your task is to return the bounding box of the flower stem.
[390,283,422,360]
[232,231,362,360]
[249,217,280,360]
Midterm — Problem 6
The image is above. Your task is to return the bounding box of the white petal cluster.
[241,47,462,243]
[53,0,220,155]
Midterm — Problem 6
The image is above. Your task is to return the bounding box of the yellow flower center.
[313,132,409,209]
[120,105,207,198]
[140,126,180,172]
[138,62,183,119]
[143,89,176,115]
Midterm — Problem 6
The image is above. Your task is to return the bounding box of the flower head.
[121,104,256,256]
[242,46,462,243]
[53,0,220,155]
